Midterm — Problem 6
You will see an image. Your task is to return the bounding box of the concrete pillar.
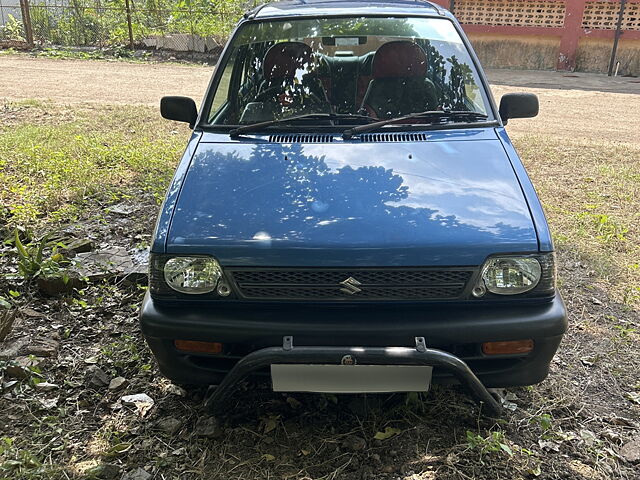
[557,0,587,70]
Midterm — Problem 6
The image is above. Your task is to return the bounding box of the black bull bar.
[203,336,503,415]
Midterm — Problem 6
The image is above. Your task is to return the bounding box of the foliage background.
[1,0,260,46]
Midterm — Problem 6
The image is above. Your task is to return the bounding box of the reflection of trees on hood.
[175,143,531,245]
[182,144,409,240]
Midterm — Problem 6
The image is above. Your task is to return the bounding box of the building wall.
[467,33,560,70]
[431,0,640,76]
[576,37,640,73]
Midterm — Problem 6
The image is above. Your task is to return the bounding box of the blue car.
[141,0,567,414]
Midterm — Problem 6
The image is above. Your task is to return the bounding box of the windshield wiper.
[229,113,374,137]
[342,110,490,139]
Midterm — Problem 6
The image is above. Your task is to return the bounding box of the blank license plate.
[271,364,432,393]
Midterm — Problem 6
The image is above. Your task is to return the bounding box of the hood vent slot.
[359,133,428,142]
[269,134,335,143]
[267,133,428,143]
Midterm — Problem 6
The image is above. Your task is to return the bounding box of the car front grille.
[226,268,474,301]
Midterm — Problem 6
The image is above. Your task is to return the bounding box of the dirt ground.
[1,55,640,480]
[1,55,639,144]
[0,56,212,106]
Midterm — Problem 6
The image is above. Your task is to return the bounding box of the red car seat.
[360,41,438,118]
[258,42,329,111]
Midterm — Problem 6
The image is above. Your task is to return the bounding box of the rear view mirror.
[499,93,539,123]
[160,96,198,126]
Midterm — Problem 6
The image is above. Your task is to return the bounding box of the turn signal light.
[174,340,223,354]
[482,340,534,355]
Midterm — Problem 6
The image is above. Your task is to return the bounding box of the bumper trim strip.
[203,336,502,415]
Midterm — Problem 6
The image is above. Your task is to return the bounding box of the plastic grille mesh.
[228,268,473,301]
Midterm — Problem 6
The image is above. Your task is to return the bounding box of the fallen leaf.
[374,426,401,440]
[21,308,45,318]
[103,442,132,458]
[625,392,640,404]
[579,429,598,446]
[121,393,155,417]
[501,398,518,411]
[165,384,187,397]
[556,431,577,442]
[261,414,280,434]
[580,357,595,367]
[499,443,513,456]
[39,397,59,409]
[2,380,19,391]
[538,439,561,452]
[528,464,542,477]
[445,453,459,466]
[34,381,59,392]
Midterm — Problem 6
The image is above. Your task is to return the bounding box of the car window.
[210,56,235,115]
[207,16,491,125]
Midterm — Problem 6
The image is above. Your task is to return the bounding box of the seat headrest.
[372,41,427,78]
[263,42,314,80]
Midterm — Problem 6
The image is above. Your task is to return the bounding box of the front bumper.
[203,336,503,414]
[139,292,567,395]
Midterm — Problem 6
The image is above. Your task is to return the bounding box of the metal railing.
[0,0,254,51]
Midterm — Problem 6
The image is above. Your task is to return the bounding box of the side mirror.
[160,96,198,126]
[499,93,539,124]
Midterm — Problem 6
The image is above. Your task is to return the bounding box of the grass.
[0,46,147,62]
[513,135,640,306]
[33,47,144,61]
[0,98,639,480]
[1,47,211,66]
[0,101,188,227]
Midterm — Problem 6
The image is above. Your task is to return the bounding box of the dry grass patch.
[514,135,640,306]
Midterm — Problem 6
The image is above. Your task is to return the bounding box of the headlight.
[163,257,222,294]
[475,256,543,296]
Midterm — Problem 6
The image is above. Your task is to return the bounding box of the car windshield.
[206,16,491,127]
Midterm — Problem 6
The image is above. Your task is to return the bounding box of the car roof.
[251,0,449,20]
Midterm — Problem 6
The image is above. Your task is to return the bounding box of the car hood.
[167,129,538,266]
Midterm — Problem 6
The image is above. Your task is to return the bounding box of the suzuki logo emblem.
[341,354,356,365]
[339,276,362,295]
